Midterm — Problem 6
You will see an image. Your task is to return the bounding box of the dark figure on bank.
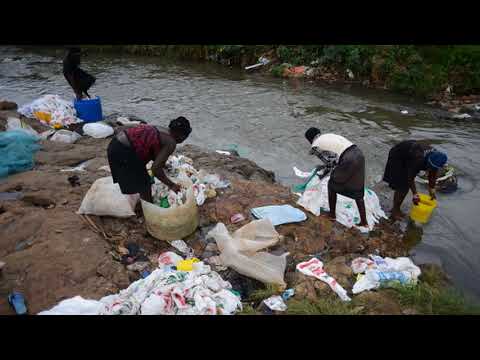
[383,140,448,221]
[107,117,192,203]
[305,127,368,228]
[63,47,96,100]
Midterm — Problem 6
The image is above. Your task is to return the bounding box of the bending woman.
[107,117,192,203]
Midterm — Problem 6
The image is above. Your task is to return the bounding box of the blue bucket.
[74,97,103,122]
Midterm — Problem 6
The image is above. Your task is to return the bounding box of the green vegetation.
[86,45,480,99]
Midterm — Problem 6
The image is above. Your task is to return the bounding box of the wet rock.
[0,101,18,111]
[353,290,403,315]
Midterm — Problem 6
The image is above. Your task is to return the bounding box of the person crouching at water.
[63,47,96,100]
[107,117,192,203]
[383,140,447,221]
[305,127,368,228]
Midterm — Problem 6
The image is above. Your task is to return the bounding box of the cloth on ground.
[295,167,387,231]
[0,130,41,178]
[251,205,307,226]
[39,253,242,315]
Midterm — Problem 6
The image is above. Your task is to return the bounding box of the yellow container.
[410,193,437,224]
[176,258,200,272]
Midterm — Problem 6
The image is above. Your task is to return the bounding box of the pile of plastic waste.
[38,251,242,315]
[293,166,387,232]
[351,255,421,294]
[18,95,81,129]
[150,155,230,208]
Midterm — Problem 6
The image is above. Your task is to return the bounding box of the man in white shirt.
[305,127,368,228]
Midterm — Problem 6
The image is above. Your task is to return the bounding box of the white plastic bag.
[83,122,114,139]
[6,117,39,136]
[208,219,288,286]
[18,94,80,128]
[50,129,81,144]
[38,296,106,315]
[77,176,139,218]
[263,295,287,311]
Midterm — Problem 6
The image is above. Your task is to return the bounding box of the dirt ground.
[0,109,410,315]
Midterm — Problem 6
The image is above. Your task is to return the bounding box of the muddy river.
[1,46,479,301]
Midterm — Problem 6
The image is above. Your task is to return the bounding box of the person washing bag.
[383,140,447,221]
[107,117,192,203]
[305,127,368,229]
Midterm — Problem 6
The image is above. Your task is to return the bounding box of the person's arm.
[428,169,438,199]
[151,140,180,192]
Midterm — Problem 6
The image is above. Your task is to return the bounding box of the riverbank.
[1,104,478,315]
[81,45,480,110]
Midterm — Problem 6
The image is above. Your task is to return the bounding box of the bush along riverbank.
[83,45,480,109]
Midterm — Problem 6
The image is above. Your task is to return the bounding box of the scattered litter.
[77,176,139,218]
[126,262,150,272]
[401,110,409,115]
[251,204,307,226]
[231,213,246,224]
[294,168,387,231]
[176,258,200,272]
[82,122,114,139]
[296,258,351,302]
[8,291,28,315]
[281,288,295,301]
[6,117,38,136]
[0,130,41,179]
[245,56,270,70]
[351,255,421,294]
[39,129,56,140]
[207,219,289,286]
[216,150,231,155]
[171,240,195,258]
[263,295,287,312]
[452,113,472,120]
[141,270,151,278]
[50,129,81,144]
[60,160,91,173]
[116,116,141,126]
[18,94,80,128]
[346,69,354,80]
[39,253,242,315]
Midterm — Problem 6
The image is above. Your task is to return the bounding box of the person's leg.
[391,189,408,220]
[328,188,337,220]
[139,188,152,203]
[355,198,368,226]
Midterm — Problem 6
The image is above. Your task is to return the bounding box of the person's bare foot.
[390,209,406,222]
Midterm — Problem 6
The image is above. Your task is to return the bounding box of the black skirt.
[107,137,151,195]
[383,140,428,192]
[328,145,365,200]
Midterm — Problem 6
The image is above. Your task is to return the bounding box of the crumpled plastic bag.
[50,129,82,144]
[351,255,422,294]
[207,219,289,286]
[83,122,114,139]
[77,176,139,218]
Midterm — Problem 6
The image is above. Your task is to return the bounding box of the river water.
[1,46,479,301]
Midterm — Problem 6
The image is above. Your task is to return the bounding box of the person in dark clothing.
[305,127,368,228]
[107,117,192,203]
[383,140,448,221]
[63,47,96,100]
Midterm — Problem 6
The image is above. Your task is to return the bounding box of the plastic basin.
[410,193,437,224]
[74,97,103,122]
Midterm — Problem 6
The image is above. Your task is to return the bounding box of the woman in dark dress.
[63,47,96,100]
[383,140,448,221]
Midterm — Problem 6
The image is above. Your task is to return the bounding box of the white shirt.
[311,133,353,157]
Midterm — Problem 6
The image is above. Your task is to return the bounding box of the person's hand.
[429,187,436,200]
[170,183,181,194]
[412,193,420,205]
